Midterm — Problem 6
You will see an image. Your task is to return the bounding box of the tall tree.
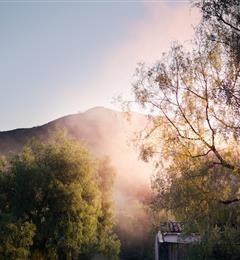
[0,132,120,259]
[134,42,240,182]
[130,15,240,259]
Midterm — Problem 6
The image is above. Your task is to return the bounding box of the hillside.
[0,107,156,259]
[0,106,153,219]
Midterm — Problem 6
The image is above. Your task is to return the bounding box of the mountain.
[0,106,153,209]
[0,107,155,256]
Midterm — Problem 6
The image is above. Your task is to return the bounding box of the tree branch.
[215,12,240,33]
[219,198,240,205]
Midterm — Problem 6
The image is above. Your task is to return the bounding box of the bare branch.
[190,149,212,158]
[219,198,240,205]
[215,12,240,33]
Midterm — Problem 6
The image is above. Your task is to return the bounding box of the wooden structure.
[155,222,200,260]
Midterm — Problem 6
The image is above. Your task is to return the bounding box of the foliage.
[159,154,240,259]
[194,0,240,64]
[133,41,240,175]
[0,214,35,260]
[129,1,240,258]
[0,131,120,259]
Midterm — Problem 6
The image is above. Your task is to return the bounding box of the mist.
[0,106,155,258]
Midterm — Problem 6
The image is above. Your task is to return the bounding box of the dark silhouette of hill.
[0,106,153,204]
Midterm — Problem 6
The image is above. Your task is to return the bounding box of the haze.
[0,0,199,131]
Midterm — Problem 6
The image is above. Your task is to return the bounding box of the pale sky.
[0,0,199,130]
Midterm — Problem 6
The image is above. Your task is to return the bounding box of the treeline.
[0,131,120,259]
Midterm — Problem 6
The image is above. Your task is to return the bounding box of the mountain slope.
[0,107,155,256]
[0,107,153,202]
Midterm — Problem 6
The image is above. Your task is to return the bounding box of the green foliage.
[0,131,120,259]
[156,154,240,259]
[0,214,35,260]
[129,1,240,258]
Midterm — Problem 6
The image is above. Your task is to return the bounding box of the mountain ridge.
[0,106,154,246]
[0,106,152,199]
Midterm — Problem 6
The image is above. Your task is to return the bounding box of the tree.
[0,158,36,260]
[0,214,35,260]
[130,7,240,256]
[133,41,240,180]
[194,0,240,64]
[193,0,240,115]
[151,147,240,259]
[0,131,120,259]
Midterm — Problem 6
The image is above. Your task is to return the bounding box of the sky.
[0,0,200,131]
